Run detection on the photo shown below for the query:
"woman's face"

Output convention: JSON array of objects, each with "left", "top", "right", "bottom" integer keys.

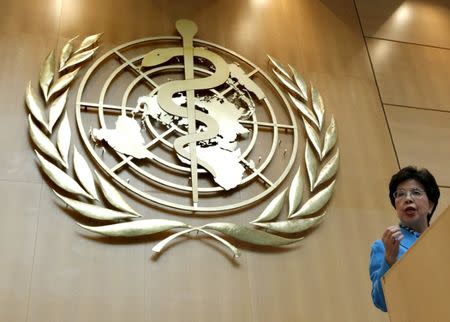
[{"left": 394, "top": 179, "right": 434, "bottom": 232}]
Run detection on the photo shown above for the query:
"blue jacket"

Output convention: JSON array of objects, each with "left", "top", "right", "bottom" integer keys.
[{"left": 369, "top": 226, "right": 420, "bottom": 312}]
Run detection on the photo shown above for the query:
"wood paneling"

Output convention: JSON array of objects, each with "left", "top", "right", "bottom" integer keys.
[
  {"left": 0, "top": 0, "right": 61, "bottom": 37},
  {"left": 57, "top": 0, "right": 373, "bottom": 80},
  {"left": 385, "top": 104, "right": 450, "bottom": 186},
  {"left": 0, "top": 181, "right": 41, "bottom": 322},
  {"left": 144, "top": 242, "right": 253, "bottom": 322},
  {"left": 356, "top": 0, "right": 450, "bottom": 48},
  {"left": 434, "top": 187, "right": 450, "bottom": 222},
  {"left": 2, "top": 0, "right": 449, "bottom": 321},
  {"left": 367, "top": 38, "right": 450, "bottom": 110},
  {"left": 27, "top": 186, "right": 146, "bottom": 322}
]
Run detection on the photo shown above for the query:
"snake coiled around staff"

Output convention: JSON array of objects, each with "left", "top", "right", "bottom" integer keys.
[{"left": 142, "top": 46, "right": 230, "bottom": 177}]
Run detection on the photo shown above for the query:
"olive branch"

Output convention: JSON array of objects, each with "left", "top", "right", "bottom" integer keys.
[
  {"left": 27, "top": 35, "right": 191, "bottom": 228},
  {"left": 247, "top": 56, "right": 339, "bottom": 232},
  {"left": 27, "top": 35, "right": 338, "bottom": 259},
  {"left": 27, "top": 37, "right": 164, "bottom": 220}
]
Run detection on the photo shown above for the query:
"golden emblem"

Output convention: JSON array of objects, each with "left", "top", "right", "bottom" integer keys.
[{"left": 26, "top": 20, "right": 339, "bottom": 258}]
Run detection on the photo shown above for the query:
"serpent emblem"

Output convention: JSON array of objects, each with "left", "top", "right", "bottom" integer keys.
[
  {"left": 141, "top": 20, "right": 230, "bottom": 179},
  {"left": 27, "top": 20, "right": 338, "bottom": 255}
]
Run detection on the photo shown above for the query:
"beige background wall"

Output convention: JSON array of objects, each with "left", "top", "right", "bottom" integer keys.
[{"left": 0, "top": 0, "right": 448, "bottom": 321}]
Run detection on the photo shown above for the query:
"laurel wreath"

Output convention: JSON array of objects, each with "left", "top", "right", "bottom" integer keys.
[{"left": 26, "top": 35, "right": 338, "bottom": 259}]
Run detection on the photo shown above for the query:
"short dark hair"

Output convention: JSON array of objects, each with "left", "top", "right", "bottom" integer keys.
[{"left": 389, "top": 166, "right": 440, "bottom": 224}]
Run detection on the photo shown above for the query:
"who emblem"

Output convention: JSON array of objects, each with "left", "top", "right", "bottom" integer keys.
[{"left": 26, "top": 19, "right": 339, "bottom": 258}]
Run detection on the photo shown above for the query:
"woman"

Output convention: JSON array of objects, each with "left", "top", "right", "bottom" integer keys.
[{"left": 369, "top": 166, "right": 440, "bottom": 312}]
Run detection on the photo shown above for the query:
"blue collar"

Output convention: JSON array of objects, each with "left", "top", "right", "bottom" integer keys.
[
  {"left": 399, "top": 223, "right": 421, "bottom": 237},
  {"left": 399, "top": 225, "right": 420, "bottom": 250}
]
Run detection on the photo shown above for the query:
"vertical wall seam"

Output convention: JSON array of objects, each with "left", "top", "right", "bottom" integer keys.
[
  {"left": 24, "top": 183, "right": 44, "bottom": 322},
  {"left": 352, "top": 0, "right": 401, "bottom": 170}
]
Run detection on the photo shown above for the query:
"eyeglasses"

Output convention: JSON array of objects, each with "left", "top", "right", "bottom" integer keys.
[{"left": 393, "top": 188, "right": 425, "bottom": 200}]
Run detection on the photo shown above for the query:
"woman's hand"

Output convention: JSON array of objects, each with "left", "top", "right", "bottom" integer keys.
[{"left": 382, "top": 225, "right": 404, "bottom": 266}]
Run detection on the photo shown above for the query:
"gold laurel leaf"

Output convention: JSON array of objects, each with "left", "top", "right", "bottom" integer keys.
[
  {"left": 59, "top": 36, "right": 79, "bottom": 71},
  {"left": 303, "top": 117, "right": 322, "bottom": 158},
  {"left": 56, "top": 112, "right": 71, "bottom": 167},
  {"left": 313, "top": 149, "right": 340, "bottom": 190},
  {"left": 73, "top": 147, "right": 99, "bottom": 200},
  {"left": 39, "top": 50, "right": 55, "bottom": 102},
  {"left": 54, "top": 190, "right": 138, "bottom": 221},
  {"left": 78, "top": 219, "right": 189, "bottom": 237},
  {"left": 35, "top": 150, "right": 93, "bottom": 199},
  {"left": 253, "top": 213, "right": 326, "bottom": 234},
  {"left": 321, "top": 116, "right": 337, "bottom": 159},
  {"left": 60, "top": 47, "right": 98, "bottom": 72},
  {"left": 267, "top": 55, "right": 291, "bottom": 80},
  {"left": 75, "top": 33, "right": 102, "bottom": 54},
  {"left": 28, "top": 115, "right": 67, "bottom": 169},
  {"left": 305, "top": 141, "right": 318, "bottom": 191},
  {"left": 288, "top": 65, "right": 308, "bottom": 101},
  {"left": 311, "top": 85, "right": 325, "bottom": 130},
  {"left": 288, "top": 167, "right": 303, "bottom": 216},
  {"left": 272, "top": 69, "right": 305, "bottom": 99},
  {"left": 289, "top": 180, "right": 336, "bottom": 219},
  {"left": 202, "top": 223, "right": 303, "bottom": 246},
  {"left": 289, "top": 93, "right": 319, "bottom": 129},
  {"left": 250, "top": 188, "right": 287, "bottom": 223},
  {"left": 47, "top": 68, "right": 79, "bottom": 100},
  {"left": 94, "top": 171, "right": 140, "bottom": 216},
  {"left": 25, "top": 82, "right": 49, "bottom": 132},
  {"left": 48, "top": 89, "right": 68, "bottom": 133}
]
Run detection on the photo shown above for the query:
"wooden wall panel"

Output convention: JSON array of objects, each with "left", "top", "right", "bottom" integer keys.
[
  {"left": 367, "top": 38, "right": 450, "bottom": 110},
  {"left": 1, "top": 0, "right": 448, "bottom": 321},
  {"left": 355, "top": 0, "right": 450, "bottom": 48},
  {"left": 144, "top": 244, "right": 253, "bottom": 322},
  {"left": 0, "top": 0, "right": 61, "bottom": 37},
  {"left": 0, "top": 182, "right": 41, "bottom": 322},
  {"left": 57, "top": 0, "right": 373, "bottom": 80},
  {"left": 435, "top": 187, "right": 450, "bottom": 222},
  {"left": 26, "top": 186, "right": 146, "bottom": 322},
  {"left": 385, "top": 104, "right": 450, "bottom": 186}
]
